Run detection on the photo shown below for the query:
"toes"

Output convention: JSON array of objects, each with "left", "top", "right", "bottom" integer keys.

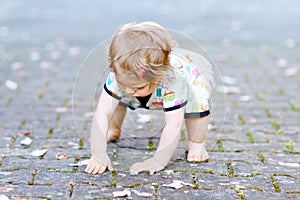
[
  {"left": 187, "top": 153, "right": 209, "bottom": 162},
  {"left": 187, "top": 154, "right": 196, "bottom": 162}
]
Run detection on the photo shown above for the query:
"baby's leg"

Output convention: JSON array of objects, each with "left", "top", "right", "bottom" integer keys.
[
  {"left": 185, "top": 115, "right": 210, "bottom": 162},
  {"left": 107, "top": 104, "right": 127, "bottom": 142}
]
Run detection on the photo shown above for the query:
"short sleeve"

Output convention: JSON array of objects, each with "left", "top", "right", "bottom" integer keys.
[{"left": 104, "top": 72, "right": 123, "bottom": 100}]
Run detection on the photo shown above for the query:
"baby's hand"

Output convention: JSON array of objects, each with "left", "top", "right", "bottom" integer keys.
[
  {"left": 85, "top": 155, "right": 113, "bottom": 174},
  {"left": 130, "top": 157, "right": 165, "bottom": 175}
]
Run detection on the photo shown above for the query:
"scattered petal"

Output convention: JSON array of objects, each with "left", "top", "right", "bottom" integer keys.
[
  {"left": 137, "top": 114, "right": 150, "bottom": 123},
  {"left": 68, "top": 141, "right": 79, "bottom": 146},
  {"left": 278, "top": 161, "right": 300, "bottom": 167},
  {"left": 132, "top": 190, "right": 153, "bottom": 198},
  {"left": 0, "top": 187, "right": 14, "bottom": 192},
  {"left": 112, "top": 161, "right": 120, "bottom": 166},
  {"left": 277, "top": 59, "right": 288, "bottom": 68},
  {"left": 284, "top": 67, "right": 298, "bottom": 77},
  {"left": 11, "top": 62, "right": 24, "bottom": 71},
  {"left": 112, "top": 189, "right": 131, "bottom": 198},
  {"left": 56, "top": 152, "right": 68, "bottom": 160},
  {"left": 30, "top": 149, "right": 47, "bottom": 157},
  {"left": 208, "top": 124, "right": 217, "bottom": 131},
  {"left": 238, "top": 172, "right": 253, "bottom": 177},
  {"left": 220, "top": 182, "right": 230, "bottom": 186},
  {"left": 20, "top": 137, "right": 32, "bottom": 146},
  {"left": 55, "top": 107, "right": 68, "bottom": 113},
  {"left": 239, "top": 95, "right": 252, "bottom": 102},
  {"left": 68, "top": 159, "right": 89, "bottom": 167},
  {"left": 0, "top": 194, "right": 9, "bottom": 200},
  {"left": 84, "top": 112, "right": 94, "bottom": 118},
  {"left": 162, "top": 180, "right": 194, "bottom": 189},
  {"left": 30, "top": 51, "right": 40, "bottom": 61},
  {"left": 18, "top": 131, "right": 31, "bottom": 137},
  {"left": 165, "top": 170, "right": 174, "bottom": 175},
  {"left": 222, "top": 76, "right": 237, "bottom": 85},
  {"left": 68, "top": 46, "right": 80, "bottom": 56},
  {"left": 162, "top": 175, "right": 168, "bottom": 179},
  {"left": 40, "top": 61, "right": 54, "bottom": 70},
  {"left": 5, "top": 80, "right": 18, "bottom": 90},
  {"left": 235, "top": 185, "right": 246, "bottom": 190}
]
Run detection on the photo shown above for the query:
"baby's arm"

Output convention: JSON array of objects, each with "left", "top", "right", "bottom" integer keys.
[
  {"left": 130, "top": 107, "right": 185, "bottom": 175},
  {"left": 85, "top": 90, "right": 119, "bottom": 174}
]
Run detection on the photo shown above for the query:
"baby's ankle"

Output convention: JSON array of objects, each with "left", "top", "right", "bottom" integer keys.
[{"left": 107, "top": 130, "right": 121, "bottom": 142}]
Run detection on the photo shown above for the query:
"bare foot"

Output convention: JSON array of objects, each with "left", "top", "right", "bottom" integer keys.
[
  {"left": 107, "top": 130, "right": 121, "bottom": 142},
  {"left": 187, "top": 141, "right": 209, "bottom": 162}
]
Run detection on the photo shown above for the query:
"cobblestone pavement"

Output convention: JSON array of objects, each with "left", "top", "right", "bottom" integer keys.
[
  {"left": 1, "top": 1, "right": 300, "bottom": 200},
  {"left": 1, "top": 38, "right": 299, "bottom": 200}
]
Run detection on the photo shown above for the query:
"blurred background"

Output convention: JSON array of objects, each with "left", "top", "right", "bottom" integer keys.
[
  {"left": 0, "top": 0, "right": 299, "bottom": 44},
  {"left": 0, "top": 0, "right": 299, "bottom": 136}
]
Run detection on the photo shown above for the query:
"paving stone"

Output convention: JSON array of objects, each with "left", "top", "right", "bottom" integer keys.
[
  {"left": 1, "top": 4, "right": 300, "bottom": 198},
  {"left": 3, "top": 184, "right": 70, "bottom": 199}
]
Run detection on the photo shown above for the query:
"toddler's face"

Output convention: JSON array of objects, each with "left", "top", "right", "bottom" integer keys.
[{"left": 116, "top": 74, "right": 155, "bottom": 97}]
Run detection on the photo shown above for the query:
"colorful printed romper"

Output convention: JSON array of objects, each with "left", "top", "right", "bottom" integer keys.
[{"left": 104, "top": 49, "right": 213, "bottom": 118}]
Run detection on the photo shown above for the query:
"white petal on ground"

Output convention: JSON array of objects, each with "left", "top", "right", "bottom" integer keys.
[
  {"left": 162, "top": 180, "right": 194, "bottom": 189},
  {"left": 30, "top": 149, "right": 47, "bottom": 157},
  {"left": 30, "top": 51, "right": 40, "bottom": 61},
  {"left": 20, "top": 137, "right": 32, "bottom": 146},
  {"left": 55, "top": 107, "right": 68, "bottom": 113},
  {"left": 11, "top": 62, "right": 24, "bottom": 71},
  {"left": 239, "top": 95, "right": 252, "bottom": 102},
  {"left": 276, "top": 59, "right": 288, "bottom": 68},
  {"left": 112, "top": 189, "right": 131, "bottom": 198},
  {"left": 68, "top": 159, "right": 89, "bottom": 167},
  {"left": 278, "top": 161, "right": 300, "bottom": 167},
  {"left": 235, "top": 185, "right": 246, "bottom": 190},
  {"left": 5, "top": 80, "right": 18, "bottom": 90},
  {"left": 40, "top": 61, "right": 54, "bottom": 70},
  {"left": 284, "top": 67, "right": 298, "bottom": 77},
  {"left": 221, "top": 76, "right": 237, "bottom": 85},
  {"left": 132, "top": 190, "right": 153, "bottom": 198},
  {"left": 68, "top": 46, "right": 80, "bottom": 56},
  {"left": 84, "top": 112, "right": 94, "bottom": 118}
]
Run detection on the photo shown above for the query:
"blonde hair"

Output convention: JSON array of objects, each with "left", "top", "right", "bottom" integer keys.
[{"left": 108, "top": 21, "right": 175, "bottom": 84}]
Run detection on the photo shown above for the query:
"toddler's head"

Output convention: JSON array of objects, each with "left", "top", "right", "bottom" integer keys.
[{"left": 108, "top": 22, "right": 175, "bottom": 87}]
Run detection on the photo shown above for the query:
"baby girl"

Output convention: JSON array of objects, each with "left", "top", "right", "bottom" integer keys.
[{"left": 85, "top": 21, "right": 213, "bottom": 175}]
